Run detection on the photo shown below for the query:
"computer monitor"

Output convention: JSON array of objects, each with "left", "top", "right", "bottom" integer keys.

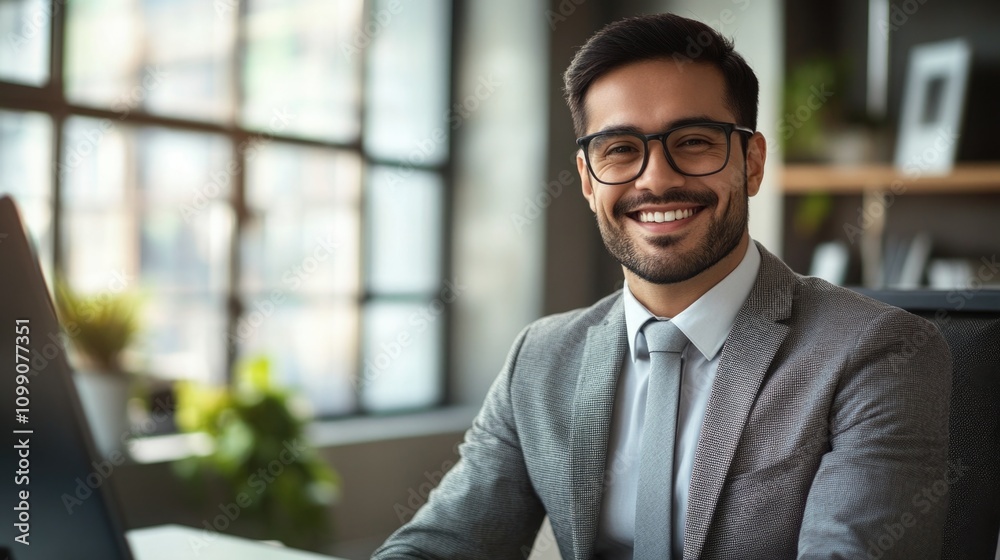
[{"left": 1, "top": 195, "right": 133, "bottom": 559}]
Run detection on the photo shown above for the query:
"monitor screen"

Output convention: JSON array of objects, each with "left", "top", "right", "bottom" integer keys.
[{"left": 1, "top": 196, "right": 133, "bottom": 559}]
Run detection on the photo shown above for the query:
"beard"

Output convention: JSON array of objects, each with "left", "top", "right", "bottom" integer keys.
[{"left": 595, "top": 175, "right": 749, "bottom": 285}]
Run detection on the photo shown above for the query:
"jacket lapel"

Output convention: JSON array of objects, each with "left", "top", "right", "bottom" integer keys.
[
  {"left": 569, "top": 296, "right": 627, "bottom": 560},
  {"left": 683, "top": 245, "right": 796, "bottom": 559}
]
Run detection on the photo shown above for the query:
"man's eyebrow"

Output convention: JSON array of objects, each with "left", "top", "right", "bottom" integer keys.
[
  {"left": 593, "top": 115, "right": 723, "bottom": 135},
  {"left": 594, "top": 124, "right": 643, "bottom": 135}
]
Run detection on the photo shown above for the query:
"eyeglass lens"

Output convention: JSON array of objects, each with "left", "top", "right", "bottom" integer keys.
[{"left": 586, "top": 124, "right": 731, "bottom": 183}]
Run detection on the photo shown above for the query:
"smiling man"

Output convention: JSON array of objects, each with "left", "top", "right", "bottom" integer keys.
[{"left": 374, "top": 13, "right": 951, "bottom": 560}]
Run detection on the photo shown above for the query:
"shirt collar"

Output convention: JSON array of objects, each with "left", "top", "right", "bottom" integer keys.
[{"left": 623, "top": 240, "right": 761, "bottom": 362}]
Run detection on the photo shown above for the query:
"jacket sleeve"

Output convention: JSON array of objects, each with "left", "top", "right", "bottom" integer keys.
[
  {"left": 372, "top": 325, "right": 547, "bottom": 559},
  {"left": 797, "top": 307, "right": 952, "bottom": 559}
]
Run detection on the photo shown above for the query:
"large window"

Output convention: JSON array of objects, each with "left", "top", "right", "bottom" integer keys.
[{"left": 0, "top": 0, "right": 453, "bottom": 416}]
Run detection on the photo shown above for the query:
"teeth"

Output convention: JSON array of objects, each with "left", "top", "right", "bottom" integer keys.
[{"left": 638, "top": 208, "right": 697, "bottom": 223}]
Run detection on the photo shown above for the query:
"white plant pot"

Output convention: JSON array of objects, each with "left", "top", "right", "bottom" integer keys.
[{"left": 73, "top": 370, "right": 131, "bottom": 459}]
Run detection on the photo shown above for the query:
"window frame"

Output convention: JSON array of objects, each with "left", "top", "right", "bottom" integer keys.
[{"left": 0, "top": 0, "right": 458, "bottom": 416}]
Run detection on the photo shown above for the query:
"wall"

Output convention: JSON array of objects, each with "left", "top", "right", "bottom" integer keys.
[{"left": 450, "top": 0, "right": 550, "bottom": 405}]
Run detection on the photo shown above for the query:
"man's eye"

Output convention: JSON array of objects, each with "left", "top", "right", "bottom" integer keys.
[
  {"left": 677, "top": 137, "right": 710, "bottom": 147},
  {"left": 607, "top": 144, "right": 639, "bottom": 155}
]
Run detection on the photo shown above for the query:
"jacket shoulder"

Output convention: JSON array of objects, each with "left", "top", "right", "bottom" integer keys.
[
  {"left": 795, "top": 274, "right": 906, "bottom": 316},
  {"left": 523, "top": 290, "right": 622, "bottom": 341},
  {"left": 790, "top": 275, "right": 946, "bottom": 347}
]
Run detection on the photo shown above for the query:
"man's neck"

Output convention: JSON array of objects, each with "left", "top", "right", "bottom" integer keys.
[{"left": 625, "top": 234, "right": 751, "bottom": 318}]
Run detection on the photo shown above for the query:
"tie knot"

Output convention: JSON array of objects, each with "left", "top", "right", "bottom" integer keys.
[{"left": 643, "top": 320, "right": 688, "bottom": 353}]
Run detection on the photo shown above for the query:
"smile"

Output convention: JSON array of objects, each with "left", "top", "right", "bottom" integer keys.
[{"left": 636, "top": 207, "right": 702, "bottom": 223}]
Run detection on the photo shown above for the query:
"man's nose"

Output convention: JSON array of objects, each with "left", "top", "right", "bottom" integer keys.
[{"left": 634, "top": 140, "right": 686, "bottom": 193}]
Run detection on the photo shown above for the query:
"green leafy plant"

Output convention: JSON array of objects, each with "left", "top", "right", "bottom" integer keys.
[
  {"left": 174, "top": 356, "right": 340, "bottom": 549},
  {"left": 782, "top": 57, "right": 841, "bottom": 161},
  {"left": 54, "top": 280, "right": 141, "bottom": 374}
]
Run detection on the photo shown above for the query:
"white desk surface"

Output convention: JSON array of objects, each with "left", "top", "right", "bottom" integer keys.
[{"left": 127, "top": 524, "right": 345, "bottom": 560}]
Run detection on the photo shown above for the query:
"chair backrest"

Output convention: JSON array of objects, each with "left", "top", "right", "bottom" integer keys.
[{"left": 854, "top": 289, "right": 1000, "bottom": 560}]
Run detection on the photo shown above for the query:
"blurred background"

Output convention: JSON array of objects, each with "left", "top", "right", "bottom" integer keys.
[{"left": 1, "top": 0, "right": 998, "bottom": 557}]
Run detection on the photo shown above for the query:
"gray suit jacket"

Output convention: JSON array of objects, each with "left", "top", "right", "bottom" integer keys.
[{"left": 374, "top": 244, "right": 951, "bottom": 559}]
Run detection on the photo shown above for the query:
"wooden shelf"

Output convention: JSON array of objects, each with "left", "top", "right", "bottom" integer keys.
[{"left": 781, "top": 163, "right": 1000, "bottom": 194}]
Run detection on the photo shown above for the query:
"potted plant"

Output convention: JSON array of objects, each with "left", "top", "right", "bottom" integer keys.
[
  {"left": 54, "top": 280, "right": 142, "bottom": 458},
  {"left": 173, "top": 356, "right": 340, "bottom": 550}
]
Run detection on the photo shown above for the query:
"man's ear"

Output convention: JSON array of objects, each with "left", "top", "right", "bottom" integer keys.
[
  {"left": 745, "top": 132, "right": 767, "bottom": 198},
  {"left": 578, "top": 151, "right": 597, "bottom": 212}
]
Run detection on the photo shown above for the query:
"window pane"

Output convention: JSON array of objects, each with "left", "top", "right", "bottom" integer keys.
[
  {"left": 242, "top": 0, "right": 363, "bottom": 142},
  {"left": 241, "top": 142, "right": 361, "bottom": 416},
  {"left": 364, "top": 0, "right": 451, "bottom": 163},
  {"left": 64, "top": 0, "right": 236, "bottom": 121},
  {"left": 366, "top": 166, "right": 443, "bottom": 294},
  {"left": 61, "top": 116, "right": 130, "bottom": 291},
  {"left": 137, "top": 128, "right": 232, "bottom": 295},
  {"left": 0, "top": 0, "right": 50, "bottom": 86},
  {"left": 61, "top": 118, "right": 232, "bottom": 383},
  {"left": 361, "top": 300, "right": 442, "bottom": 412},
  {"left": 236, "top": 299, "right": 358, "bottom": 416},
  {"left": 0, "top": 110, "right": 53, "bottom": 279},
  {"left": 242, "top": 142, "right": 361, "bottom": 296},
  {"left": 144, "top": 296, "right": 228, "bottom": 383}
]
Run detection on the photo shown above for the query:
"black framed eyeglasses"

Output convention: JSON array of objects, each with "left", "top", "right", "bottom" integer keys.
[{"left": 576, "top": 122, "right": 754, "bottom": 185}]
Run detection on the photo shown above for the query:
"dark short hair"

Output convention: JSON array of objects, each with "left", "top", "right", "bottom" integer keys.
[{"left": 563, "top": 13, "right": 759, "bottom": 138}]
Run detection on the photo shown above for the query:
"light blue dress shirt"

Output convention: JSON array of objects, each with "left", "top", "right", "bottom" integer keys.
[{"left": 595, "top": 241, "right": 761, "bottom": 559}]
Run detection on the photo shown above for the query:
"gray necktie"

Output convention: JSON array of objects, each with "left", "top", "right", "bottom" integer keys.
[{"left": 634, "top": 319, "right": 688, "bottom": 559}]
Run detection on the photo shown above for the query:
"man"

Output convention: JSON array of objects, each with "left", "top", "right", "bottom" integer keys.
[{"left": 374, "top": 13, "right": 951, "bottom": 560}]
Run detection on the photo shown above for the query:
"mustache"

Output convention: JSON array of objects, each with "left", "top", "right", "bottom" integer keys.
[{"left": 613, "top": 189, "right": 718, "bottom": 216}]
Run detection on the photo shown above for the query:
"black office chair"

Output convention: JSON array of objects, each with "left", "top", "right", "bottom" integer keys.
[{"left": 855, "top": 289, "right": 1000, "bottom": 559}]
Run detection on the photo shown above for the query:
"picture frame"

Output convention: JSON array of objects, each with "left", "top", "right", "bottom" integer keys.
[{"left": 894, "top": 38, "right": 971, "bottom": 176}]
